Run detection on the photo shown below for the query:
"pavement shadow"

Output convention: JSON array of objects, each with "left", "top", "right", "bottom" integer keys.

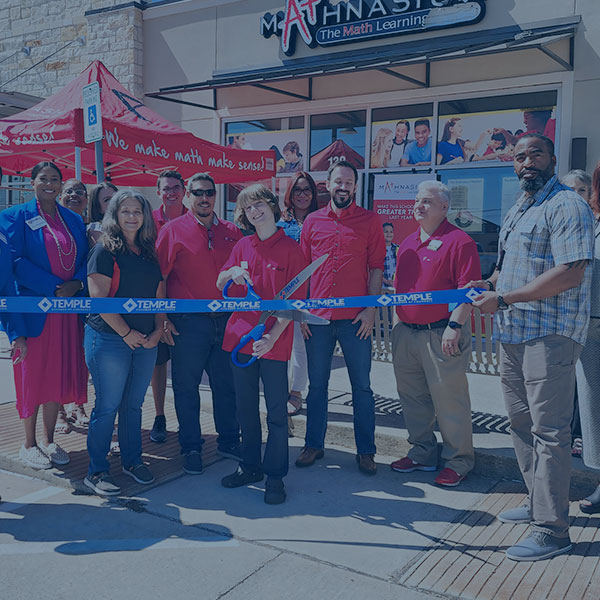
[{"left": 0, "top": 498, "right": 233, "bottom": 556}]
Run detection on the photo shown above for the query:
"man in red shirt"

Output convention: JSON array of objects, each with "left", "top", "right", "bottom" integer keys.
[
  {"left": 157, "top": 172, "right": 242, "bottom": 475},
  {"left": 390, "top": 180, "right": 480, "bottom": 487},
  {"left": 296, "top": 161, "right": 385, "bottom": 474},
  {"left": 149, "top": 170, "right": 188, "bottom": 444}
]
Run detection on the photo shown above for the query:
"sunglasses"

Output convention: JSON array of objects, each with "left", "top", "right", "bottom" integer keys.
[{"left": 190, "top": 189, "right": 216, "bottom": 197}]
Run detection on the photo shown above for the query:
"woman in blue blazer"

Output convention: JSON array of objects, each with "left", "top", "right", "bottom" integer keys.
[{"left": 0, "top": 161, "right": 88, "bottom": 470}]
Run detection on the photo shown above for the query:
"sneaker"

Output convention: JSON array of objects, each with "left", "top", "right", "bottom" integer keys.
[
  {"left": 183, "top": 450, "right": 203, "bottom": 475},
  {"left": 498, "top": 504, "right": 531, "bottom": 524},
  {"left": 122, "top": 464, "right": 155, "bottom": 485},
  {"left": 150, "top": 415, "right": 167, "bottom": 443},
  {"left": 434, "top": 467, "right": 466, "bottom": 487},
  {"left": 264, "top": 478, "right": 286, "bottom": 504},
  {"left": 390, "top": 456, "right": 437, "bottom": 473},
  {"left": 19, "top": 445, "right": 51, "bottom": 470},
  {"left": 505, "top": 531, "right": 572, "bottom": 561},
  {"left": 217, "top": 443, "right": 242, "bottom": 461},
  {"left": 295, "top": 447, "right": 324, "bottom": 468},
  {"left": 356, "top": 453, "right": 377, "bottom": 475},
  {"left": 39, "top": 442, "right": 70, "bottom": 466},
  {"left": 221, "top": 466, "right": 264, "bottom": 488},
  {"left": 84, "top": 472, "right": 121, "bottom": 496}
]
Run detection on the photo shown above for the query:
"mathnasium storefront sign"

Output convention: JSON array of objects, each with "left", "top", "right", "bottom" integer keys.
[{"left": 260, "top": 0, "right": 487, "bottom": 56}]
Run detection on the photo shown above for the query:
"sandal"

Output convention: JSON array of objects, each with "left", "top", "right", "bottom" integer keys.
[
  {"left": 54, "top": 409, "right": 71, "bottom": 435},
  {"left": 579, "top": 483, "right": 600, "bottom": 514},
  {"left": 287, "top": 394, "right": 303, "bottom": 416},
  {"left": 571, "top": 437, "right": 583, "bottom": 458},
  {"left": 71, "top": 405, "right": 90, "bottom": 427}
]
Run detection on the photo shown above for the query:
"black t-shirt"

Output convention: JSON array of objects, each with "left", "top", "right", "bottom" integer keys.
[{"left": 87, "top": 242, "right": 162, "bottom": 335}]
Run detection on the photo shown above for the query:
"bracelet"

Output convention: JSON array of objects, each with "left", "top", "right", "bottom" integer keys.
[
  {"left": 485, "top": 279, "right": 494, "bottom": 291},
  {"left": 120, "top": 327, "right": 132, "bottom": 339}
]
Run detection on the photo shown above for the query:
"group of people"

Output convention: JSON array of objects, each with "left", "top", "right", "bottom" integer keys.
[{"left": 0, "top": 130, "right": 599, "bottom": 562}]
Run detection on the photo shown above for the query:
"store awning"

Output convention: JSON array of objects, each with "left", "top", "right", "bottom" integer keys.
[{"left": 147, "top": 16, "right": 579, "bottom": 104}]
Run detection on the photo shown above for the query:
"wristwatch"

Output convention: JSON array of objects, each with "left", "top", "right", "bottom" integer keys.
[
  {"left": 497, "top": 294, "right": 509, "bottom": 310},
  {"left": 448, "top": 321, "right": 462, "bottom": 329}
]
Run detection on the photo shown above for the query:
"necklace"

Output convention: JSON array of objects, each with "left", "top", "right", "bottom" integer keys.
[{"left": 39, "top": 203, "right": 77, "bottom": 273}]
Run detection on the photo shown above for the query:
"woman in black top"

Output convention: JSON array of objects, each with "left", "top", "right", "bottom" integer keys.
[{"left": 84, "top": 190, "right": 165, "bottom": 496}]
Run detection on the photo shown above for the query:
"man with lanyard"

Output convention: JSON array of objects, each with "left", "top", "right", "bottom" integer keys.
[
  {"left": 389, "top": 181, "right": 480, "bottom": 487},
  {"left": 149, "top": 170, "right": 188, "bottom": 444},
  {"left": 157, "top": 173, "right": 242, "bottom": 475},
  {"left": 296, "top": 160, "right": 385, "bottom": 475},
  {"left": 473, "top": 134, "right": 594, "bottom": 561}
]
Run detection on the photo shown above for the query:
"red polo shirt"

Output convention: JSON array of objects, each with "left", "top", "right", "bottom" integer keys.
[
  {"left": 394, "top": 218, "right": 481, "bottom": 324},
  {"left": 152, "top": 205, "right": 188, "bottom": 234},
  {"left": 300, "top": 202, "right": 385, "bottom": 320},
  {"left": 222, "top": 229, "right": 308, "bottom": 362},
  {"left": 156, "top": 211, "right": 242, "bottom": 300}
]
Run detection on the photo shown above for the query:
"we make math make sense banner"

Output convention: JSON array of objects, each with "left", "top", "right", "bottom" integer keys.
[{"left": 372, "top": 173, "right": 435, "bottom": 244}]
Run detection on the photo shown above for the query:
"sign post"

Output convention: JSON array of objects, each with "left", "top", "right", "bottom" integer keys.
[{"left": 82, "top": 82, "right": 104, "bottom": 183}]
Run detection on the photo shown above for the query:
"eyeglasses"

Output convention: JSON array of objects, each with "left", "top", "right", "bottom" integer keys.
[
  {"left": 64, "top": 188, "right": 87, "bottom": 196},
  {"left": 207, "top": 228, "right": 214, "bottom": 250},
  {"left": 161, "top": 185, "right": 183, "bottom": 194},
  {"left": 293, "top": 187, "right": 312, "bottom": 196},
  {"left": 190, "top": 189, "right": 216, "bottom": 197}
]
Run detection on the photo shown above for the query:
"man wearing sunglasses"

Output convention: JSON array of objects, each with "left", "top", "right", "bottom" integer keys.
[{"left": 156, "top": 173, "right": 242, "bottom": 475}]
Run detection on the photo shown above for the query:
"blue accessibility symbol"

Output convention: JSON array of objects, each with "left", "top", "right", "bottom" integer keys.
[{"left": 88, "top": 105, "right": 97, "bottom": 125}]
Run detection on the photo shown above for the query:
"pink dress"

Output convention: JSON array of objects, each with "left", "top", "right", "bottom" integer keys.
[{"left": 14, "top": 204, "right": 88, "bottom": 419}]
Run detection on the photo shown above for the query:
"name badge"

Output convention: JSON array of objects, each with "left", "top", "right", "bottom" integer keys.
[
  {"left": 26, "top": 216, "right": 47, "bottom": 231},
  {"left": 240, "top": 261, "right": 248, "bottom": 269},
  {"left": 427, "top": 239, "right": 442, "bottom": 251}
]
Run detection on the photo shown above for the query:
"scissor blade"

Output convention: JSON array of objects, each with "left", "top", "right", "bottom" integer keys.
[
  {"left": 276, "top": 310, "right": 330, "bottom": 325},
  {"left": 275, "top": 253, "right": 328, "bottom": 300}
]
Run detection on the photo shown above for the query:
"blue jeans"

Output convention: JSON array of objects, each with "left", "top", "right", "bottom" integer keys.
[
  {"left": 84, "top": 326, "right": 157, "bottom": 475},
  {"left": 305, "top": 320, "right": 376, "bottom": 454},
  {"left": 170, "top": 314, "right": 239, "bottom": 453},
  {"left": 232, "top": 358, "right": 289, "bottom": 479}
]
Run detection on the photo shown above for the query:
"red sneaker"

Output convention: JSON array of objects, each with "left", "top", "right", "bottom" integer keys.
[
  {"left": 434, "top": 467, "right": 465, "bottom": 487},
  {"left": 390, "top": 457, "right": 437, "bottom": 473}
]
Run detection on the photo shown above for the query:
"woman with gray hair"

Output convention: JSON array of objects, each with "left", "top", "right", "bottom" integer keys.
[{"left": 84, "top": 190, "right": 166, "bottom": 496}]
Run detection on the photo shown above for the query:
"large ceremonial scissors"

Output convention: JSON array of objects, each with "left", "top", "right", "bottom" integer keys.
[{"left": 222, "top": 253, "right": 329, "bottom": 367}]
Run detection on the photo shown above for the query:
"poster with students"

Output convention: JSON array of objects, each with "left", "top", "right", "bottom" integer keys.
[{"left": 372, "top": 173, "right": 435, "bottom": 244}]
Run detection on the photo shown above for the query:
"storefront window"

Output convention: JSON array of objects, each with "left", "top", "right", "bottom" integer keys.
[
  {"left": 437, "top": 91, "right": 558, "bottom": 167},
  {"left": 370, "top": 103, "right": 434, "bottom": 169},
  {"left": 225, "top": 117, "right": 306, "bottom": 174},
  {"left": 309, "top": 110, "right": 366, "bottom": 171}
]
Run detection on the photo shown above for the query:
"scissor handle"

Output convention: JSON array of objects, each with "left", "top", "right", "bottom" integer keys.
[
  {"left": 231, "top": 323, "right": 266, "bottom": 368},
  {"left": 222, "top": 279, "right": 262, "bottom": 302}
]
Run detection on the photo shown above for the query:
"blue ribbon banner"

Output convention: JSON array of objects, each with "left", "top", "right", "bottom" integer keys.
[{"left": 0, "top": 289, "right": 484, "bottom": 314}]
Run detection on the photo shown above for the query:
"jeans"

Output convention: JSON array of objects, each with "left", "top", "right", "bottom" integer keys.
[
  {"left": 84, "top": 326, "right": 157, "bottom": 475},
  {"left": 233, "top": 358, "right": 289, "bottom": 479},
  {"left": 170, "top": 314, "right": 239, "bottom": 453},
  {"left": 305, "top": 319, "right": 376, "bottom": 455}
]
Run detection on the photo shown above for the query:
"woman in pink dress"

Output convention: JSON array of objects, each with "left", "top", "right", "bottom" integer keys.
[{"left": 0, "top": 162, "right": 88, "bottom": 470}]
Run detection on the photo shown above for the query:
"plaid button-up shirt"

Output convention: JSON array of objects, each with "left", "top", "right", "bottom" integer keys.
[
  {"left": 383, "top": 242, "right": 399, "bottom": 287},
  {"left": 495, "top": 175, "right": 594, "bottom": 345}
]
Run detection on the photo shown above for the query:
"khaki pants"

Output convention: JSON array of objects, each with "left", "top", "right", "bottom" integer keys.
[
  {"left": 391, "top": 322, "right": 474, "bottom": 475},
  {"left": 500, "top": 335, "right": 581, "bottom": 538}
]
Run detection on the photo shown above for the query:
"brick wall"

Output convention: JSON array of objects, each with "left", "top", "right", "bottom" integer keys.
[{"left": 0, "top": 1, "right": 143, "bottom": 100}]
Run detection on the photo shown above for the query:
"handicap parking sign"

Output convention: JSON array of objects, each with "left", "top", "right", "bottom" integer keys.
[{"left": 82, "top": 82, "right": 103, "bottom": 143}]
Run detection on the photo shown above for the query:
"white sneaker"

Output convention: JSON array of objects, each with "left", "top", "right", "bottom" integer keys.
[
  {"left": 39, "top": 442, "right": 70, "bottom": 465},
  {"left": 19, "top": 445, "right": 51, "bottom": 470}
]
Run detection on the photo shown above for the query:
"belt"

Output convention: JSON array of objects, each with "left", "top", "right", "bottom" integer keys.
[{"left": 402, "top": 318, "right": 449, "bottom": 331}]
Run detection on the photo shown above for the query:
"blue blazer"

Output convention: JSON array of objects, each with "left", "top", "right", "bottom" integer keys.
[
  {"left": 0, "top": 199, "right": 88, "bottom": 338},
  {"left": 0, "top": 234, "right": 27, "bottom": 342}
]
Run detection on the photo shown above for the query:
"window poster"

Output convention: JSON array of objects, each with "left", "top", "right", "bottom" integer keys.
[
  {"left": 437, "top": 106, "right": 557, "bottom": 166},
  {"left": 371, "top": 118, "right": 433, "bottom": 169},
  {"left": 372, "top": 173, "right": 435, "bottom": 244},
  {"left": 446, "top": 177, "right": 485, "bottom": 233}
]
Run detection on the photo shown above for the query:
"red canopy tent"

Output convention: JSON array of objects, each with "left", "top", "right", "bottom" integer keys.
[
  {"left": 309, "top": 139, "right": 365, "bottom": 171},
  {"left": 0, "top": 61, "right": 275, "bottom": 186}
]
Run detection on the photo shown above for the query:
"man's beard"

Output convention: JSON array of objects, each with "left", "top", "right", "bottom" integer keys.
[
  {"left": 518, "top": 168, "right": 553, "bottom": 193},
  {"left": 332, "top": 193, "right": 353, "bottom": 209}
]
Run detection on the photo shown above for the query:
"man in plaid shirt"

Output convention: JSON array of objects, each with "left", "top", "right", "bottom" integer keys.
[{"left": 473, "top": 133, "right": 594, "bottom": 562}]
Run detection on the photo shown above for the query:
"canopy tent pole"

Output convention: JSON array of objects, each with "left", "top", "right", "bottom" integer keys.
[
  {"left": 74, "top": 147, "right": 82, "bottom": 179},
  {"left": 94, "top": 140, "right": 104, "bottom": 183}
]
